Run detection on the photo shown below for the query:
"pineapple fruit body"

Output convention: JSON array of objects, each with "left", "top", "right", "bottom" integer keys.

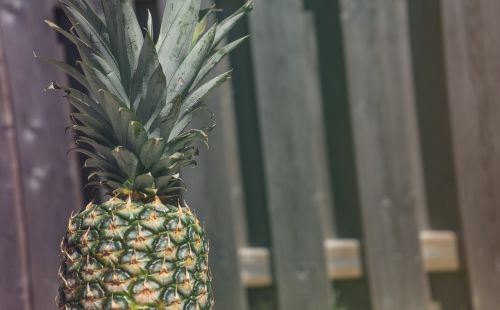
[
  {"left": 40, "top": 0, "right": 252, "bottom": 308},
  {"left": 59, "top": 198, "right": 211, "bottom": 309}
]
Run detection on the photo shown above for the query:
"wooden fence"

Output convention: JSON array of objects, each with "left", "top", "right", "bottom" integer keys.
[{"left": 2, "top": 0, "right": 500, "bottom": 309}]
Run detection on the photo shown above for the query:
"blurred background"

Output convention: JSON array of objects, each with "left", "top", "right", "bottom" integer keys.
[{"left": 1, "top": 0, "right": 500, "bottom": 309}]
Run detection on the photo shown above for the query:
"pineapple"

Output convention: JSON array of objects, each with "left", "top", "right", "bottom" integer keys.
[{"left": 39, "top": 0, "right": 252, "bottom": 309}]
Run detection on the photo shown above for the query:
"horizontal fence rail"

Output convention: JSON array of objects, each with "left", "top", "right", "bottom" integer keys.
[{"left": 239, "top": 231, "right": 459, "bottom": 288}]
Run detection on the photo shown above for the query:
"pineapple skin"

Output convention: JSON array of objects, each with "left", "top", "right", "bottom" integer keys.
[{"left": 58, "top": 197, "right": 212, "bottom": 310}]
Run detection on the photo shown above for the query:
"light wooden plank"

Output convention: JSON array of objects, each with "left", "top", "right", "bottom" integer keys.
[
  {"left": 421, "top": 231, "right": 460, "bottom": 274},
  {"left": 421, "top": 231, "right": 459, "bottom": 272},
  {"left": 440, "top": 1, "right": 500, "bottom": 309},
  {"left": 338, "top": 1, "right": 431, "bottom": 308},
  {"left": 240, "top": 231, "right": 460, "bottom": 287},
  {"left": 324, "top": 239, "right": 362, "bottom": 279},
  {"left": 0, "top": 1, "right": 83, "bottom": 309},
  {"left": 239, "top": 247, "right": 273, "bottom": 288},
  {"left": 247, "top": 1, "right": 333, "bottom": 309},
  {"left": 0, "top": 24, "right": 32, "bottom": 310}
]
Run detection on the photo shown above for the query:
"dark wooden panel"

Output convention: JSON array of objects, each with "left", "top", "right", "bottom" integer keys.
[
  {"left": 0, "top": 24, "right": 32, "bottom": 310},
  {"left": 338, "top": 0, "right": 431, "bottom": 309},
  {"left": 441, "top": 1, "right": 500, "bottom": 308},
  {"left": 248, "top": 0, "right": 333, "bottom": 309},
  {"left": 0, "top": 0, "right": 82, "bottom": 309},
  {"left": 407, "top": 0, "right": 472, "bottom": 309}
]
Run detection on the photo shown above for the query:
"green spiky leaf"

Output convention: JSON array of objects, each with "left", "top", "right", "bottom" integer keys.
[
  {"left": 170, "top": 70, "right": 232, "bottom": 139},
  {"left": 44, "top": 0, "right": 253, "bottom": 197},
  {"left": 60, "top": 2, "right": 117, "bottom": 70},
  {"left": 112, "top": 146, "right": 139, "bottom": 179},
  {"left": 212, "top": 1, "right": 253, "bottom": 48},
  {"left": 192, "top": 36, "right": 248, "bottom": 88},
  {"left": 139, "top": 138, "right": 166, "bottom": 169},
  {"left": 134, "top": 172, "right": 155, "bottom": 190},
  {"left": 158, "top": 0, "right": 202, "bottom": 82},
  {"left": 36, "top": 56, "right": 89, "bottom": 89}
]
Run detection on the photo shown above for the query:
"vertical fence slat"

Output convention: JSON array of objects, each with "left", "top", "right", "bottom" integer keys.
[
  {"left": 308, "top": 1, "right": 373, "bottom": 307},
  {"left": 302, "top": 9, "right": 336, "bottom": 239},
  {"left": 0, "top": 1, "right": 82, "bottom": 309},
  {"left": 408, "top": 0, "right": 473, "bottom": 309},
  {"left": 339, "top": 1, "right": 431, "bottom": 309},
  {"left": 248, "top": 1, "right": 333, "bottom": 309},
  {"left": 204, "top": 62, "right": 249, "bottom": 310},
  {"left": 214, "top": 1, "right": 279, "bottom": 308},
  {"left": 184, "top": 57, "right": 250, "bottom": 309},
  {"left": 179, "top": 0, "right": 249, "bottom": 307},
  {"left": 0, "top": 25, "right": 32, "bottom": 310},
  {"left": 441, "top": 1, "right": 500, "bottom": 309}
]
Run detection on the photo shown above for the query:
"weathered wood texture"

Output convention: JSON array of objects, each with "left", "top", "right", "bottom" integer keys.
[
  {"left": 184, "top": 60, "right": 250, "bottom": 310},
  {"left": 302, "top": 10, "right": 336, "bottom": 240},
  {"left": 0, "top": 0, "right": 82, "bottom": 309},
  {"left": 308, "top": 1, "right": 373, "bottom": 308},
  {"left": 214, "top": 1, "right": 279, "bottom": 309},
  {"left": 215, "top": 0, "right": 271, "bottom": 249},
  {"left": 441, "top": 1, "right": 500, "bottom": 309},
  {"left": 339, "top": 0, "right": 431, "bottom": 309},
  {"left": 0, "top": 23, "right": 32, "bottom": 310},
  {"left": 407, "top": 0, "right": 473, "bottom": 309},
  {"left": 248, "top": 0, "right": 333, "bottom": 309}
]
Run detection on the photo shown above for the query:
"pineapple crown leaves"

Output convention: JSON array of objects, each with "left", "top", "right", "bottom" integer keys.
[{"left": 39, "top": 0, "right": 253, "bottom": 199}]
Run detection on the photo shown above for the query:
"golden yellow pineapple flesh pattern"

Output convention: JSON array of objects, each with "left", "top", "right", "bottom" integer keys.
[{"left": 58, "top": 197, "right": 212, "bottom": 310}]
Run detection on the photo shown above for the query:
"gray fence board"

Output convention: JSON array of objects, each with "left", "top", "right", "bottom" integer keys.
[
  {"left": 184, "top": 58, "right": 250, "bottom": 309},
  {"left": 339, "top": 0, "right": 431, "bottom": 309},
  {"left": 0, "top": 1, "right": 82, "bottom": 308},
  {"left": 180, "top": 2, "right": 249, "bottom": 307},
  {"left": 303, "top": 10, "right": 336, "bottom": 239},
  {"left": 248, "top": 1, "right": 333, "bottom": 309},
  {"left": 0, "top": 26, "right": 32, "bottom": 310},
  {"left": 441, "top": 1, "right": 500, "bottom": 309},
  {"left": 408, "top": 0, "right": 473, "bottom": 309},
  {"left": 214, "top": 1, "right": 278, "bottom": 308},
  {"left": 203, "top": 63, "right": 249, "bottom": 310},
  {"left": 309, "top": 1, "right": 373, "bottom": 308}
]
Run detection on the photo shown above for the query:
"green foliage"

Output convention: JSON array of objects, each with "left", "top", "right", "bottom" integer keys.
[{"left": 39, "top": 0, "right": 253, "bottom": 199}]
